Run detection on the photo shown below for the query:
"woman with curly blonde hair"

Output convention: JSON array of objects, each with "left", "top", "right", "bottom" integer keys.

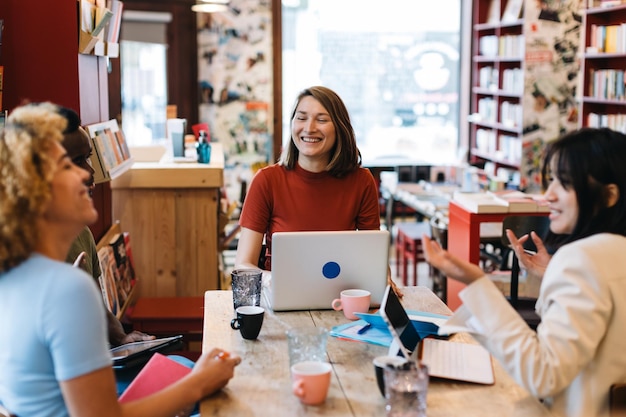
[{"left": 0, "top": 102, "right": 240, "bottom": 417}]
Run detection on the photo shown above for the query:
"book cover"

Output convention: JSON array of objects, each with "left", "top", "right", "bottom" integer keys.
[
  {"left": 104, "top": 128, "right": 124, "bottom": 164},
  {"left": 114, "top": 129, "right": 132, "bottom": 160},
  {"left": 123, "top": 232, "right": 136, "bottom": 275},
  {"left": 94, "top": 129, "right": 117, "bottom": 171},
  {"left": 97, "top": 245, "right": 120, "bottom": 315},
  {"left": 92, "top": 7, "right": 113, "bottom": 38},
  {"left": 486, "top": 0, "right": 500, "bottom": 24},
  {"left": 109, "top": 233, "right": 135, "bottom": 307},
  {"left": 119, "top": 353, "right": 192, "bottom": 402},
  {"left": 605, "top": 25, "right": 619, "bottom": 53},
  {"left": 106, "top": 0, "right": 124, "bottom": 43},
  {"left": 502, "top": 0, "right": 523, "bottom": 22}
]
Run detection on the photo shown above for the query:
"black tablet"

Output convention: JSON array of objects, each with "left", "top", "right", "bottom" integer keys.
[
  {"left": 111, "top": 335, "right": 184, "bottom": 369},
  {"left": 379, "top": 285, "right": 422, "bottom": 359}
]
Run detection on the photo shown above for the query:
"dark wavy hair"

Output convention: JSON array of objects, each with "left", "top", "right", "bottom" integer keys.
[
  {"left": 541, "top": 127, "right": 626, "bottom": 248},
  {"left": 279, "top": 86, "right": 361, "bottom": 178}
]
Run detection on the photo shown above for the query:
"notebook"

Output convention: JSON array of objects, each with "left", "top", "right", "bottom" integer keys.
[
  {"left": 119, "top": 352, "right": 191, "bottom": 402},
  {"left": 268, "top": 230, "right": 390, "bottom": 311},
  {"left": 380, "top": 285, "right": 495, "bottom": 385}
]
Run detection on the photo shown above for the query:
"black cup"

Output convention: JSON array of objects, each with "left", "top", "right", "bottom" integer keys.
[
  {"left": 373, "top": 355, "right": 408, "bottom": 396},
  {"left": 230, "top": 306, "right": 264, "bottom": 340}
]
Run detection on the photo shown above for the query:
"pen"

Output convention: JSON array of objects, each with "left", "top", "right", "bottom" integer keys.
[{"left": 357, "top": 323, "right": 372, "bottom": 334}]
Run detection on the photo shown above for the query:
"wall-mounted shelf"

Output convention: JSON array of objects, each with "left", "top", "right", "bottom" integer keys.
[
  {"left": 580, "top": 2, "right": 626, "bottom": 131},
  {"left": 468, "top": 0, "right": 581, "bottom": 191}
]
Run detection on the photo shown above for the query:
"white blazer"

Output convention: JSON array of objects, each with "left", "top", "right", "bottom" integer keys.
[{"left": 440, "top": 233, "right": 626, "bottom": 417}]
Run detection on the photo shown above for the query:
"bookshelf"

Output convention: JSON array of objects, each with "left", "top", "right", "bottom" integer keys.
[
  {"left": 468, "top": 0, "right": 582, "bottom": 191},
  {"left": 580, "top": 2, "right": 626, "bottom": 132}
]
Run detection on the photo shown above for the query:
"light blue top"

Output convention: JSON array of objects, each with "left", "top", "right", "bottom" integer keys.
[{"left": 0, "top": 254, "right": 111, "bottom": 416}]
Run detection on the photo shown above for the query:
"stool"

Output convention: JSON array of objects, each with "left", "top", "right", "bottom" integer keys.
[
  {"left": 395, "top": 221, "right": 431, "bottom": 286},
  {"left": 128, "top": 296, "right": 204, "bottom": 360}
]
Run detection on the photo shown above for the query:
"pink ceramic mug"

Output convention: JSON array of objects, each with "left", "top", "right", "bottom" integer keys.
[
  {"left": 331, "top": 289, "right": 371, "bottom": 320},
  {"left": 291, "top": 361, "right": 332, "bottom": 405}
]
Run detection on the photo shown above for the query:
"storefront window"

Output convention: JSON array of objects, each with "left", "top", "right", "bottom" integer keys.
[{"left": 282, "top": 0, "right": 462, "bottom": 165}]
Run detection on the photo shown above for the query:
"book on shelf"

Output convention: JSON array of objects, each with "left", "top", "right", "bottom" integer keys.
[
  {"left": 92, "top": 6, "right": 113, "bottom": 38},
  {"left": 97, "top": 245, "right": 120, "bottom": 316},
  {"left": 106, "top": 0, "right": 124, "bottom": 43},
  {"left": 85, "top": 119, "right": 133, "bottom": 184},
  {"left": 96, "top": 232, "right": 136, "bottom": 315},
  {"left": 486, "top": 0, "right": 500, "bottom": 24},
  {"left": 502, "top": 0, "right": 523, "bottom": 22},
  {"left": 109, "top": 232, "right": 136, "bottom": 307},
  {"left": 96, "top": 222, "right": 138, "bottom": 318}
]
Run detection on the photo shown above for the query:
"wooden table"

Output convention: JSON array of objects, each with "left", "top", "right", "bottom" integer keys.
[{"left": 200, "top": 287, "right": 552, "bottom": 417}]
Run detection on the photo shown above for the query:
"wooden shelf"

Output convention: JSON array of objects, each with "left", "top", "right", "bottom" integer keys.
[
  {"left": 580, "top": 3, "right": 626, "bottom": 130},
  {"left": 468, "top": 0, "right": 581, "bottom": 191}
]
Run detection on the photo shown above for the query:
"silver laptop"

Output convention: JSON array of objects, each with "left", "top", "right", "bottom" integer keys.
[{"left": 268, "top": 230, "right": 390, "bottom": 311}]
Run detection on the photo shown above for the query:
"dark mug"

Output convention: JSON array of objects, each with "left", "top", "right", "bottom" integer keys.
[
  {"left": 230, "top": 306, "right": 264, "bottom": 340},
  {"left": 373, "top": 355, "right": 408, "bottom": 396}
]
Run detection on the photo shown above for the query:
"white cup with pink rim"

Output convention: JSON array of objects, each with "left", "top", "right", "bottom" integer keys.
[{"left": 331, "top": 289, "right": 371, "bottom": 320}]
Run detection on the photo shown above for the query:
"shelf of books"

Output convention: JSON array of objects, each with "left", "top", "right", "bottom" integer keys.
[
  {"left": 78, "top": 0, "right": 123, "bottom": 57},
  {"left": 86, "top": 118, "right": 134, "bottom": 184},
  {"left": 469, "top": 0, "right": 581, "bottom": 191},
  {"left": 580, "top": 1, "right": 626, "bottom": 132}
]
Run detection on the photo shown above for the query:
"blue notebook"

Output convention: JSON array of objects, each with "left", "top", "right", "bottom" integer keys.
[{"left": 330, "top": 310, "right": 449, "bottom": 347}]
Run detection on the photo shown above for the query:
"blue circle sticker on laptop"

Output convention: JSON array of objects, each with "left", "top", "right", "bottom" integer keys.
[{"left": 322, "top": 261, "right": 341, "bottom": 279}]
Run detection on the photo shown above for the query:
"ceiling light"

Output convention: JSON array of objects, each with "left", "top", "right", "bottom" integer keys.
[{"left": 192, "top": 2, "right": 229, "bottom": 13}]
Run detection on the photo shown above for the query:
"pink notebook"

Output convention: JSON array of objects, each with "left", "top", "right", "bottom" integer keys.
[{"left": 119, "top": 353, "right": 192, "bottom": 402}]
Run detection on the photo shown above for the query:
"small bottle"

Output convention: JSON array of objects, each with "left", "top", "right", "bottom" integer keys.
[{"left": 196, "top": 131, "right": 211, "bottom": 164}]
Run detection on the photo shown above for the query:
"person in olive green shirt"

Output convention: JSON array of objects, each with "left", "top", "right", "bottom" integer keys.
[{"left": 61, "top": 107, "right": 153, "bottom": 347}]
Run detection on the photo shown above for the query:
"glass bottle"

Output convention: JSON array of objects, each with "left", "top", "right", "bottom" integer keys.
[{"left": 196, "top": 130, "right": 211, "bottom": 164}]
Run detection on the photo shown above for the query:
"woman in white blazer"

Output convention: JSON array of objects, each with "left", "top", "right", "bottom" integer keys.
[{"left": 423, "top": 127, "right": 626, "bottom": 417}]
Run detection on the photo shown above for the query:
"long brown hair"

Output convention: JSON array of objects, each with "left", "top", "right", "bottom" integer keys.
[{"left": 279, "top": 86, "right": 361, "bottom": 178}]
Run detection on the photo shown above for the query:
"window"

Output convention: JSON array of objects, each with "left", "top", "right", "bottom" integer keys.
[
  {"left": 119, "top": 11, "right": 171, "bottom": 146},
  {"left": 282, "top": 0, "right": 462, "bottom": 166}
]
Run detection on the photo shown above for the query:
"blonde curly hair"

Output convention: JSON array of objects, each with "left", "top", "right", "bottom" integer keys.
[{"left": 0, "top": 102, "right": 67, "bottom": 273}]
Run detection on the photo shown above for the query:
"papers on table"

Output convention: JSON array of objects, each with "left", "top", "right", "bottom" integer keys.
[{"left": 330, "top": 310, "right": 450, "bottom": 347}]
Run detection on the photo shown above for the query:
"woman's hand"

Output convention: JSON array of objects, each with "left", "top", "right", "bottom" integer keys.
[
  {"left": 192, "top": 348, "right": 242, "bottom": 397},
  {"left": 422, "top": 235, "right": 485, "bottom": 285},
  {"left": 119, "top": 331, "right": 155, "bottom": 345},
  {"left": 505, "top": 229, "right": 551, "bottom": 278}
]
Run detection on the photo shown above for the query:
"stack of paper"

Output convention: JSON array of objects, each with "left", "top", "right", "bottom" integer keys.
[
  {"left": 454, "top": 191, "right": 550, "bottom": 213},
  {"left": 453, "top": 191, "right": 509, "bottom": 213}
]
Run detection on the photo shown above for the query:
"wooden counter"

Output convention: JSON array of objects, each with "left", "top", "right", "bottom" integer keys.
[{"left": 111, "top": 144, "right": 224, "bottom": 297}]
